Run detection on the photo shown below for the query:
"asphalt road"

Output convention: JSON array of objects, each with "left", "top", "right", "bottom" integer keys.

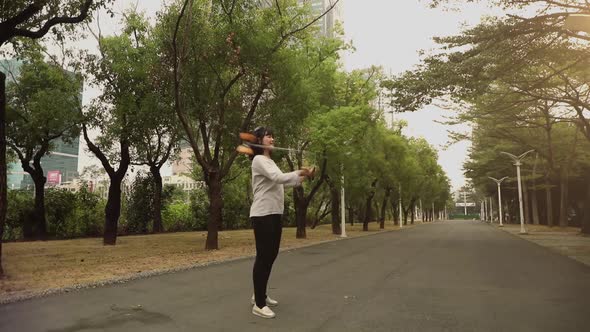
[{"left": 1, "top": 220, "right": 589, "bottom": 332}]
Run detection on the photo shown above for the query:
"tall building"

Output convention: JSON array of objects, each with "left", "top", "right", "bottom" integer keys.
[
  {"left": 259, "top": 0, "right": 343, "bottom": 38},
  {"left": 301, "top": 0, "right": 343, "bottom": 38},
  {"left": 171, "top": 141, "right": 195, "bottom": 176},
  {"left": 1, "top": 59, "right": 81, "bottom": 189}
]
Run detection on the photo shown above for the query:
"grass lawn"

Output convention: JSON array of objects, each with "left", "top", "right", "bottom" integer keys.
[
  {"left": 497, "top": 223, "right": 590, "bottom": 267},
  {"left": 1, "top": 222, "right": 406, "bottom": 302}
]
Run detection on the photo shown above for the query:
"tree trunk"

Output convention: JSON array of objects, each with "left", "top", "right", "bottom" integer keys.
[
  {"left": 150, "top": 166, "right": 164, "bottom": 233},
  {"left": 22, "top": 206, "right": 34, "bottom": 239},
  {"left": 104, "top": 175, "right": 123, "bottom": 245},
  {"left": 294, "top": 186, "right": 308, "bottom": 238},
  {"left": 531, "top": 155, "right": 540, "bottom": 225},
  {"left": 392, "top": 202, "right": 399, "bottom": 225},
  {"left": 380, "top": 188, "right": 391, "bottom": 229},
  {"left": 363, "top": 179, "right": 377, "bottom": 231},
  {"left": 331, "top": 203, "right": 341, "bottom": 235},
  {"left": 582, "top": 170, "right": 590, "bottom": 235},
  {"left": 410, "top": 202, "right": 415, "bottom": 224},
  {"left": 531, "top": 187, "right": 540, "bottom": 225},
  {"left": 558, "top": 168, "right": 569, "bottom": 227},
  {"left": 206, "top": 170, "right": 222, "bottom": 250},
  {"left": 348, "top": 207, "right": 354, "bottom": 226},
  {"left": 326, "top": 177, "right": 341, "bottom": 234},
  {"left": 83, "top": 128, "right": 130, "bottom": 246},
  {"left": 404, "top": 198, "right": 416, "bottom": 225},
  {"left": 402, "top": 207, "right": 409, "bottom": 224},
  {"left": 310, "top": 203, "right": 321, "bottom": 229},
  {"left": 522, "top": 180, "right": 530, "bottom": 225},
  {"left": 295, "top": 202, "right": 307, "bottom": 238},
  {"left": 32, "top": 173, "right": 47, "bottom": 240},
  {"left": 311, "top": 198, "right": 331, "bottom": 229},
  {"left": 363, "top": 195, "right": 371, "bottom": 231},
  {"left": 546, "top": 183, "right": 554, "bottom": 227},
  {"left": 0, "top": 72, "right": 6, "bottom": 276}
]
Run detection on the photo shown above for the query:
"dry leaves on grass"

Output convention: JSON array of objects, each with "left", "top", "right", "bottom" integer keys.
[
  {"left": 498, "top": 223, "right": 590, "bottom": 267},
  {"left": 1, "top": 223, "right": 402, "bottom": 301}
]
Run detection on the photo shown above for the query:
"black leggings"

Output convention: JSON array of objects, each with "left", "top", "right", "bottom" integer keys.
[{"left": 252, "top": 214, "right": 283, "bottom": 308}]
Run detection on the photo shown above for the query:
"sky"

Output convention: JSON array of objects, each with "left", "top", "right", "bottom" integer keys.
[
  {"left": 340, "top": 0, "right": 502, "bottom": 191},
  {"left": 76, "top": 0, "right": 503, "bottom": 191}
]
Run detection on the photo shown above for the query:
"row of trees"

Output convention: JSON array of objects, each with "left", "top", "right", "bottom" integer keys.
[
  {"left": 0, "top": 0, "right": 452, "bottom": 277},
  {"left": 4, "top": 177, "right": 209, "bottom": 240},
  {"left": 387, "top": 0, "right": 590, "bottom": 232},
  {"left": 0, "top": 0, "right": 115, "bottom": 277}
]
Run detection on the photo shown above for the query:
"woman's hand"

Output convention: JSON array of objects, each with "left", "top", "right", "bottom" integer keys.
[{"left": 299, "top": 167, "right": 316, "bottom": 179}]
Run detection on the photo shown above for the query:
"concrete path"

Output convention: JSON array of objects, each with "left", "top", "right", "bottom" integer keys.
[{"left": 1, "top": 220, "right": 589, "bottom": 331}]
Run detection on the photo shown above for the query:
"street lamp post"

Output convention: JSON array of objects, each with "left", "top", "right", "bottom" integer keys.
[
  {"left": 398, "top": 184, "right": 403, "bottom": 228},
  {"left": 488, "top": 176, "right": 508, "bottom": 227},
  {"left": 419, "top": 199, "right": 423, "bottom": 222},
  {"left": 481, "top": 200, "right": 485, "bottom": 221},
  {"left": 458, "top": 191, "right": 468, "bottom": 215},
  {"left": 340, "top": 164, "right": 347, "bottom": 238},
  {"left": 432, "top": 202, "right": 435, "bottom": 221},
  {"left": 489, "top": 196, "right": 493, "bottom": 223},
  {"left": 501, "top": 150, "right": 534, "bottom": 234},
  {"left": 463, "top": 192, "right": 467, "bottom": 215},
  {"left": 341, "top": 173, "right": 347, "bottom": 238}
]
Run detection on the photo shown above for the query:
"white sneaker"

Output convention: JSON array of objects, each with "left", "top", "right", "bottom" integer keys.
[
  {"left": 252, "top": 305, "right": 275, "bottom": 319},
  {"left": 251, "top": 294, "right": 279, "bottom": 307}
]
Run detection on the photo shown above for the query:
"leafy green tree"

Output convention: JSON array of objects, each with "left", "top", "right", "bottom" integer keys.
[
  {"left": 5, "top": 49, "right": 82, "bottom": 240},
  {"left": 45, "top": 188, "right": 76, "bottom": 238},
  {"left": 164, "top": 0, "right": 341, "bottom": 249},
  {"left": 119, "top": 12, "right": 181, "bottom": 234},
  {"left": 309, "top": 105, "right": 381, "bottom": 230},
  {"left": 72, "top": 184, "right": 103, "bottom": 236},
  {"left": 386, "top": 2, "right": 590, "bottom": 233},
  {"left": 163, "top": 201, "right": 195, "bottom": 232},
  {"left": 161, "top": 184, "right": 187, "bottom": 208},
  {"left": 274, "top": 37, "right": 345, "bottom": 238},
  {"left": 4, "top": 190, "right": 33, "bottom": 240},
  {"left": 303, "top": 66, "right": 383, "bottom": 233},
  {"left": 125, "top": 172, "right": 155, "bottom": 234},
  {"left": 380, "top": 134, "right": 421, "bottom": 228},
  {"left": 399, "top": 137, "right": 449, "bottom": 223},
  {"left": 0, "top": 0, "right": 112, "bottom": 277},
  {"left": 82, "top": 12, "right": 169, "bottom": 244},
  {"left": 221, "top": 160, "right": 251, "bottom": 230}
]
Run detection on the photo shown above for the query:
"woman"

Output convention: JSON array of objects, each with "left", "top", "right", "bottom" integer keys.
[{"left": 249, "top": 126, "right": 314, "bottom": 319}]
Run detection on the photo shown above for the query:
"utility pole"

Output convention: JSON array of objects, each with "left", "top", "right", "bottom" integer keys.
[{"left": 501, "top": 150, "right": 534, "bottom": 234}]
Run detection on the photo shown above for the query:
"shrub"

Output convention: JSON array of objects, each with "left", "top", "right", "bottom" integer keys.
[
  {"left": 72, "top": 185, "right": 104, "bottom": 237},
  {"left": 45, "top": 189, "right": 77, "bottom": 238},
  {"left": 124, "top": 173, "right": 155, "bottom": 234},
  {"left": 221, "top": 169, "right": 251, "bottom": 230},
  {"left": 162, "top": 201, "right": 196, "bottom": 232},
  {"left": 4, "top": 190, "right": 34, "bottom": 240},
  {"left": 190, "top": 189, "right": 209, "bottom": 231}
]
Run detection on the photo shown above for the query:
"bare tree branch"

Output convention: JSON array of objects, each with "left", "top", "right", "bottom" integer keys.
[{"left": 8, "top": 0, "right": 94, "bottom": 41}]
